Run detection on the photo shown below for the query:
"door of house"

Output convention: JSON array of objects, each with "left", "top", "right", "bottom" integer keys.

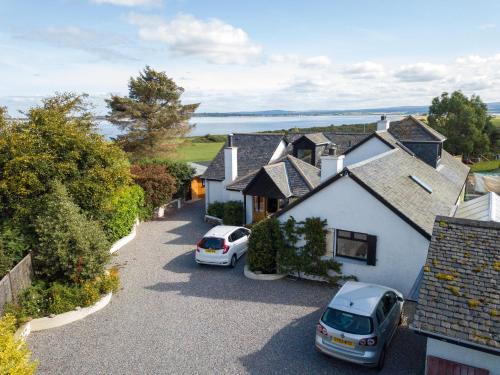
[{"left": 252, "top": 196, "right": 267, "bottom": 222}]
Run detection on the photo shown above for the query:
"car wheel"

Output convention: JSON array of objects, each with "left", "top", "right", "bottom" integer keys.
[
  {"left": 229, "top": 254, "right": 237, "bottom": 268},
  {"left": 376, "top": 348, "right": 386, "bottom": 371}
]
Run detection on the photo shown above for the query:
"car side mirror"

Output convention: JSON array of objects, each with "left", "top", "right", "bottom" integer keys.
[{"left": 397, "top": 296, "right": 404, "bottom": 302}]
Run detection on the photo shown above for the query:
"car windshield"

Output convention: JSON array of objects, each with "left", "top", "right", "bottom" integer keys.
[
  {"left": 199, "top": 237, "right": 224, "bottom": 249},
  {"left": 321, "top": 308, "right": 373, "bottom": 335}
]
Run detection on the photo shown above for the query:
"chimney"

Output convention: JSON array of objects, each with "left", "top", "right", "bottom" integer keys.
[
  {"left": 377, "top": 115, "right": 390, "bottom": 131},
  {"left": 224, "top": 134, "right": 238, "bottom": 184},
  {"left": 320, "top": 146, "right": 344, "bottom": 182}
]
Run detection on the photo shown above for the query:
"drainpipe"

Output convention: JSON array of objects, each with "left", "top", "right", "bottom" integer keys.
[{"left": 243, "top": 194, "right": 247, "bottom": 225}]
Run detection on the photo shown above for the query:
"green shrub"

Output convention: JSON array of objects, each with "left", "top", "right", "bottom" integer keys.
[
  {"left": 131, "top": 164, "right": 177, "bottom": 211},
  {"left": 0, "top": 314, "right": 37, "bottom": 375},
  {"left": 207, "top": 202, "right": 224, "bottom": 219},
  {"left": 102, "top": 185, "right": 144, "bottom": 242},
  {"left": 0, "top": 221, "right": 29, "bottom": 278},
  {"left": 7, "top": 271, "right": 120, "bottom": 321},
  {"left": 33, "top": 181, "right": 110, "bottom": 284},
  {"left": 143, "top": 159, "right": 195, "bottom": 199},
  {"left": 247, "top": 218, "right": 284, "bottom": 273},
  {"left": 223, "top": 201, "right": 244, "bottom": 226}
]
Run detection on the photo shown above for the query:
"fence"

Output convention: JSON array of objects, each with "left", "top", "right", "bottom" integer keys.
[{"left": 0, "top": 253, "right": 34, "bottom": 315}]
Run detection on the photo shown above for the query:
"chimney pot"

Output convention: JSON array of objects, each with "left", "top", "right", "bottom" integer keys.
[
  {"left": 227, "top": 133, "right": 234, "bottom": 148},
  {"left": 377, "top": 115, "right": 390, "bottom": 131},
  {"left": 328, "top": 145, "right": 337, "bottom": 156}
]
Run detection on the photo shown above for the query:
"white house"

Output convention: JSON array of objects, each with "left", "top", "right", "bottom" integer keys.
[
  {"left": 412, "top": 216, "right": 499, "bottom": 375},
  {"left": 274, "top": 116, "right": 469, "bottom": 296}
]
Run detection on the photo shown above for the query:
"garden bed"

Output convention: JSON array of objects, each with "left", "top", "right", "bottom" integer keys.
[{"left": 243, "top": 265, "right": 286, "bottom": 281}]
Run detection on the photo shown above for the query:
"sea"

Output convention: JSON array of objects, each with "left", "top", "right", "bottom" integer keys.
[{"left": 97, "top": 114, "right": 405, "bottom": 139}]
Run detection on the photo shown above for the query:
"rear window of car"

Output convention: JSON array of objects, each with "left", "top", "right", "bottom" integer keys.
[
  {"left": 199, "top": 237, "right": 224, "bottom": 249},
  {"left": 321, "top": 308, "right": 373, "bottom": 335}
]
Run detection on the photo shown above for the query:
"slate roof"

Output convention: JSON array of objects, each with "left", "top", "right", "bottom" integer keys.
[
  {"left": 388, "top": 115, "right": 446, "bottom": 142},
  {"left": 455, "top": 192, "right": 500, "bottom": 222},
  {"left": 286, "top": 132, "right": 370, "bottom": 155},
  {"left": 412, "top": 216, "right": 500, "bottom": 353},
  {"left": 188, "top": 162, "right": 208, "bottom": 177},
  {"left": 233, "top": 155, "right": 320, "bottom": 197},
  {"left": 348, "top": 147, "right": 467, "bottom": 236},
  {"left": 291, "top": 133, "right": 331, "bottom": 145},
  {"left": 201, "top": 133, "right": 285, "bottom": 181}
]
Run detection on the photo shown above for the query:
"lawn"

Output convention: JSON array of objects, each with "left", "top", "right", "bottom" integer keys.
[
  {"left": 492, "top": 116, "right": 500, "bottom": 127},
  {"left": 470, "top": 159, "right": 500, "bottom": 173},
  {"left": 175, "top": 142, "right": 224, "bottom": 163}
]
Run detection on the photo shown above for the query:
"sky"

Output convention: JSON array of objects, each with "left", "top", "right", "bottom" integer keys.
[{"left": 1, "top": 0, "right": 500, "bottom": 115}]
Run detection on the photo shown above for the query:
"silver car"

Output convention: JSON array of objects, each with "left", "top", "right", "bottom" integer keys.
[{"left": 315, "top": 281, "right": 404, "bottom": 370}]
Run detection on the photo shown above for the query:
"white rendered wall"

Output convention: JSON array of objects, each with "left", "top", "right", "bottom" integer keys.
[
  {"left": 427, "top": 338, "right": 499, "bottom": 375},
  {"left": 205, "top": 180, "right": 224, "bottom": 211},
  {"left": 278, "top": 176, "right": 430, "bottom": 296},
  {"left": 344, "top": 135, "right": 392, "bottom": 167}
]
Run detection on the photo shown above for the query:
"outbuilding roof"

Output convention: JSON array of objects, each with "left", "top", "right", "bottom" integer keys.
[
  {"left": 455, "top": 192, "right": 500, "bottom": 222},
  {"left": 412, "top": 216, "right": 500, "bottom": 354}
]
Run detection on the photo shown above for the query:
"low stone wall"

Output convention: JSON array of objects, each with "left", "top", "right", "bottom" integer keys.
[
  {"left": 243, "top": 265, "right": 286, "bottom": 281},
  {"left": 204, "top": 214, "right": 223, "bottom": 226}
]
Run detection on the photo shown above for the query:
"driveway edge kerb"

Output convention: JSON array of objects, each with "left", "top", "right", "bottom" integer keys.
[
  {"left": 14, "top": 292, "right": 112, "bottom": 341},
  {"left": 244, "top": 265, "right": 286, "bottom": 281}
]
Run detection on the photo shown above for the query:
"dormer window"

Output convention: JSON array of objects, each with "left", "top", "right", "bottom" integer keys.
[{"left": 297, "top": 148, "right": 312, "bottom": 164}]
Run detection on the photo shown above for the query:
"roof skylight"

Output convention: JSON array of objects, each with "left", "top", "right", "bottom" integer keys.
[{"left": 409, "top": 175, "right": 433, "bottom": 193}]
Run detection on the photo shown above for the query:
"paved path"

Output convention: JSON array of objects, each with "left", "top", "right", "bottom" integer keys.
[{"left": 28, "top": 200, "right": 425, "bottom": 375}]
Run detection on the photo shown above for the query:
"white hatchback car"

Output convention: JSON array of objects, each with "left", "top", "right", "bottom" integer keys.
[{"left": 195, "top": 225, "right": 251, "bottom": 267}]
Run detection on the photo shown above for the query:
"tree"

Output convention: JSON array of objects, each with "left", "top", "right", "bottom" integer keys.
[
  {"left": 0, "top": 93, "right": 132, "bottom": 225},
  {"left": 130, "top": 163, "right": 177, "bottom": 211},
  {"left": 107, "top": 66, "right": 200, "bottom": 157},
  {"left": 428, "top": 91, "right": 494, "bottom": 157},
  {"left": 34, "top": 182, "right": 110, "bottom": 283},
  {"left": 246, "top": 218, "right": 284, "bottom": 273}
]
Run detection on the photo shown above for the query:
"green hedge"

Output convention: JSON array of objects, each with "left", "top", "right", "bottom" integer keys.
[
  {"left": 0, "top": 221, "right": 29, "bottom": 278},
  {"left": 207, "top": 201, "right": 244, "bottom": 225},
  {"left": 246, "top": 218, "right": 284, "bottom": 273},
  {"left": 102, "top": 185, "right": 145, "bottom": 243}
]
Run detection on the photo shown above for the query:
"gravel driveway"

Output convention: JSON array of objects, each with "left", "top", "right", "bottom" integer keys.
[{"left": 28, "top": 199, "right": 425, "bottom": 375}]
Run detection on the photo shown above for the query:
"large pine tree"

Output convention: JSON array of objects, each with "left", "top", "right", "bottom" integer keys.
[{"left": 107, "top": 66, "right": 199, "bottom": 157}]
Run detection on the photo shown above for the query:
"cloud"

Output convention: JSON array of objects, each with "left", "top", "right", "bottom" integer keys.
[
  {"left": 90, "top": 0, "right": 162, "bottom": 6},
  {"left": 128, "top": 13, "right": 262, "bottom": 64},
  {"left": 394, "top": 63, "right": 448, "bottom": 82},
  {"left": 15, "top": 26, "right": 135, "bottom": 61},
  {"left": 478, "top": 23, "right": 496, "bottom": 30},
  {"left": 344, "top": 61, "right": 384, "bottom": 78},
  {"left": 301, "top": 56, "right": 331, "bottom": 68}
]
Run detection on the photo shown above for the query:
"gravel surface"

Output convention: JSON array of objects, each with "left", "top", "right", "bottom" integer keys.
[{"left": 28, "top": 199, "right": 425, "bottom": 375}]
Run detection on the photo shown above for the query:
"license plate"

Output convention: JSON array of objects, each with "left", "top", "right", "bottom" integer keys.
[
  {"left": 332, "top": 337, "right": 354, "bottom": 347},
  {"left": 205, "top": 250, "right": 216, "bottom": 254}
]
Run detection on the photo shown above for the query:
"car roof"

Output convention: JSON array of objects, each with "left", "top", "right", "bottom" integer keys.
[
  {"left": 203, "top": 225, "right": 242, "bottom": 238},
  {"left": 328, "top": 281, "right": 402, "bottom": 316}
]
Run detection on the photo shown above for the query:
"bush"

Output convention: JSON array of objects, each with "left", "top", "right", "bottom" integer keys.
[
  {"left": 207, "top": 202, "right": 224, "bottom": 219},
  {"left": 7, "top": 270, "right": 120, "bottom": 321},
  {"left": 131, "top": 164, "right": 177, "bottom": 212},
  {"left": 0, "top": 93, "right": 131, "bottom": 229},
  {"left": 33, "top": 181, "right": 110, "bottom": 284},
  {"left": 246, "top": 218, "right": 284, "bottom": 273},
  {"left": 207, "top": 201, "right": 244, "bottom": 225},
  {"left": 0, "top": 314, "right": 37, "bottom": 375},
  {"left": 0, "top": 221, "right": 30, "bottom": 278},
  {"left": 143, "top": 159, "right": 195, "bottom": 199},
  {"left": 102, "top": 185, "right": 144, "bottom": 242},
  {"left": 223, "top": 201, "right": 244, "bottom": 226}
]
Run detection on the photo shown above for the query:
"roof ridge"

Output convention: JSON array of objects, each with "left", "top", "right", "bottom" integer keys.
[
  {"left": 435, "top": 214, "right": 500, "bottom": 229},
  {"left": 287, "top": 156, "right": 316, "bottom": 190},
  {"left": 263, "top": 162, "right": 292, "bottom": 198}
]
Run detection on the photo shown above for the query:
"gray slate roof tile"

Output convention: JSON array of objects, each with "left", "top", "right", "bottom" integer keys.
[{"left": 412, "top": 216, "right": 500, "bottom": 351}]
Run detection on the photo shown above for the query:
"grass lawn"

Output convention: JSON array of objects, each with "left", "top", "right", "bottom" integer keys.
[
  {"left": 470, "top": 159, "right": 500, "bottom": 173},
  {"left": 175, "top": 142, "right": 224, "bottom": 163},
  {"left": 492, "top": 116, "right": 500, "bottom": 127}
]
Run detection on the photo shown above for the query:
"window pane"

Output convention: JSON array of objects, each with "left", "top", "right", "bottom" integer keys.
[
  {"left": 337, "top": 230, "right": 351, "bottom": 238},
  {"left": 337, "top": 237, "right": 368, "bottom": 260},
  {"left": 353, "top": 233, "right": 368, "bottom": 241},
  {"left": 321, "top": 308, "right": 373, "bottom": 335},
  {"left": 297, "top": 149, "right": 312, "bottom": 163}
]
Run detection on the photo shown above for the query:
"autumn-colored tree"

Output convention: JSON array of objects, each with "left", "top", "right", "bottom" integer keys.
[
  {"left": 130, "top": 164, "right": 177, "bottom": 210},
  {"left": 107, "top": 66, "right": 199, "bottom": 157}
]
